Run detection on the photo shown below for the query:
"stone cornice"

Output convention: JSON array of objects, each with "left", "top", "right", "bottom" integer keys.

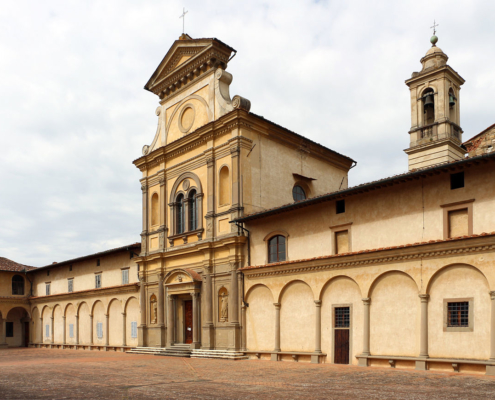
[
  {"left": 242, "top": 235, "right": 495, "bottom": 279},
  {"left": 29, "top": 283, "right": 139, "bottom": 303}
]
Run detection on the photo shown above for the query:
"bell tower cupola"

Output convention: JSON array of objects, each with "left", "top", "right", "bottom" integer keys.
[{"left": 404, "top": 34, "right": 465, "bottom": 170}]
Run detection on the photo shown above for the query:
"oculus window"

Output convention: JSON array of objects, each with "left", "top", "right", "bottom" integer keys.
[{"left": 292, "top": 185, "right": 306, "bottom": 202}]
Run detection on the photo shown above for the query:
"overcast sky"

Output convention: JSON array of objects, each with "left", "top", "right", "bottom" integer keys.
[{"left": 1, "top": 0, "right": 494, "bottom": 267}]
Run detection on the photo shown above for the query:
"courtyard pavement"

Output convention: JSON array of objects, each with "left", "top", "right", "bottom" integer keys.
[{"left": 1, "top": 349, "right": 495, "bottom": 399}]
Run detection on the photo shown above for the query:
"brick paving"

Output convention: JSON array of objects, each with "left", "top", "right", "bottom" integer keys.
[{"left": 1, "top": 349, "right": 495, "bottom": 399}]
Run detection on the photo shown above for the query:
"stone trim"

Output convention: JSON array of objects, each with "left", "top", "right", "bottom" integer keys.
[{"left": 443, "top": 297, "right": 474, "bottom": 332}]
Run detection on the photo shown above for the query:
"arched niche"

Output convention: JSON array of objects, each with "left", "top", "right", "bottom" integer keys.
[{"left": 218, "top": 287, "right": 229, "bottom": 322}]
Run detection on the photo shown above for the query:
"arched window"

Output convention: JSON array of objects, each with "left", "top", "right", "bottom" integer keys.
[
  {"left": 151, "top": 193, "right": 159, "bottom": 226},
  {"left": 423, "top": 88, "right": 435, "bottom": 125},
  {"left": 188, "top": 189, "right": 197, "bottom": 231},
  {"left": 268, "top": 235, "right": 286, "bottom": 263},
  {"left": 292, "top": 185, "right": 306, "bottom": 201},
  {"left": 176, "top": 193, "right": 185, "bottom": 234},
  {"left": 219, "top": 166, "right": 230, "bottom": 206},
  {"left": 12, "top": 275, "right": 24, "bottom": 295}
]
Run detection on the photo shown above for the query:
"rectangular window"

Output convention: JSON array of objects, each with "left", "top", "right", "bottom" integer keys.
[
  {"left": 334, "top": 307, "right": 350, "bottom": 328},
  {"left": 97, "top": 258, "right": 100, "bottom": 266},
  {"left": 335, "top": 230, "right": 349, "bottom": 254},
  {"left": 69, "top": 324, "right": 74, "bottom": 338},
  {"left": 46, "top": 324, "right": 50, "bottom": 338},
  {"left": 131, "top": 322, "right": 138, "bottom": 338},
  {"left": 122, "top": 269, "right": 129, "bottom": 285},
  {"left": 95, "top": 274, "right": 102, "bottom": 289},
  {"left": 6, "top": 322, "right": 14, "bottom": 337},
  {"left": 69, "top": 265, "right": 72, "bottom": 271},
  {"left": 448, "top": 208, "right": 468, "bottom": 238},
  {"left": 336, "top": 199, "right": 346, "bottom": 214},
  {"left": 46, "top": 283, "right": 50, "bottom": 296},
  {"left": 97, "top": 322, "right": 103, "bottom": 339},
  {"left": 68, "top": 279, "right": 73, "bottom": 293},
  {"left": 448, "top": 302, "right": 469, "bottom": 327},
  {"left": 450, "top": 172, "right": 464, "bottom": 190}
]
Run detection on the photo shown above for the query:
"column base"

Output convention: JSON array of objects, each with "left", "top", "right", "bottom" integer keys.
[
  {"left": 415, "top": 360, "right": 427, "bottom": 371},
  {"left": 357, "top": 355, "right": 369, "bottom": 367},
  {"left": 271, "top": 353, "right": 279, "bottom": 361},
  {"left": 311, "top": 353, "right": 322, "bottom": 364},
  {"left": 486, "top": 365, "right": 495, "bottom": 376}
]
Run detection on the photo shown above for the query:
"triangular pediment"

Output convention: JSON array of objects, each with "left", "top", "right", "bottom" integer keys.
[{"left": 144, "top": 36, "right": 235, "bottom": 96}]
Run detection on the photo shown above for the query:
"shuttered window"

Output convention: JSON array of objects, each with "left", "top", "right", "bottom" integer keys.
[
  {"left": 335, "top": 230, "right": 349, "bottom": 254},
  {"left": 122, "top": 269, "right": 129, "bottom": 285},
  {"left": 68, "top": 279, "right": 73, "bottom": 293},
  {"left": 69, "top": 324, "right": 74, "bottom": 338},
  {"left": 45, "top": 324, "right": 50, "bottom": 338},
  {"left": 97, "top": 322, "right": 103, "bottom": 339},
  {"left": 131, "top": 322, "right": 138, "bottom": 338},
  {"left": 46, "top": 283, "right": 50, "bottom": 296},
  {"left": 95, "top": 274, "right": 102, "bottom": 289}
]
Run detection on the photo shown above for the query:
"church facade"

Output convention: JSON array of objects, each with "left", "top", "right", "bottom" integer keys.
[{"left": 1, "top": 33, "right": 495, "bottom": 375}]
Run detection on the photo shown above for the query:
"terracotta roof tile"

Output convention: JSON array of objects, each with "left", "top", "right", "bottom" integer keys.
[{"left": 0, "top": 258, "right": 36, "bottom": 272}]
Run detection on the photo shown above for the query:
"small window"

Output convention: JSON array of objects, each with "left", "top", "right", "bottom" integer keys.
[
  {"left": 47, "top": 270, "right": 50, "bottom": 276},
  {"left": 336, "top": 199, "right": 345, "bottom": 214},
  {"left": 450, "top": 172, "right": 464, "bottom": 190},
  {"left": 131, "top": 321, "right": 138, "bottom": 338},
  {"left": 335, "top": 230, "right": 349, "bottom": 254},
  {"left": 68, "top": 279, "right": 73, "bottom": 293},
  {"left": 69, "top": 265, "right": 72, "bottom": 271},
  {"left": 95, "top": 274, "right": 102, "bottom": 289},
  {"left": 6, "top": 322, "right": 14, "bottom": 337},
  {"left": 45, "top": 324, "right": 50, "bottom": 338},
  {"left": 448, "top": 209, "right": 468, "bottom": 238},
  {"left": 122, "top": 269, "right": 129, "bottom": 285},
  {"left": 69, "top": 324, "right": 74, "bottom": 338},
  {"left": 292, "top": 185, "right": 306, "bottom": 202},
  {"left": 448, "top": 302, "right": 469, "bottom": 327},
  {"left": 97, "top": 259, "right": 100, "bottom": 267},
  {"left": 334, "top": 307, "right": 350, "bottom": 328},
  {"left": 268, "top": 235, "right": 286, "bottom": 263},
  {"left": 46, "top": 283, "right": 51, "bottom": 296},
  {"left": 12, "top": 275, "right": 24, "bottom": 295},
  {"left": 97, "top": 322, "right": 103, "bottom": 339}
]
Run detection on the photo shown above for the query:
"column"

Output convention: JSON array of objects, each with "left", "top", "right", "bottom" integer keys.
[
  {"left": 50, "top": 317, "right": 54, "bottom": 344},
  {"left": 158, "top": 275, "right": 165, "bottom": 326},
  {"left": 230, "top": 265, "right": 239, "bottom": 324},
  {"left": 122, "top": 313, "right": 127, "bottom": 347},
  {"left": 241, "top": 302, "right": 247, "bottom": 351},
  {"left": 312, "top": 300, "right": 322, "bottom": 364},
  {"left": 62, "top": 316, "right": 66, "bottom": 345},
  {"left": 490, "top": 291, "right": 495, "bottom": 360},
  {"left": 104, "top": 314, "right": 109, "bottom": 346},
  {"left": 205, "top": 156, "right": 215, "bottom": 238},
  {"left": 230, "top": 146, "right": 240, "bottom": 208},
  {"left": 205, "top": 269, "right": 213, "bottom": 325},
  {"left": 272, "top": 302, "right": 281, "bottom": 360},
  {"left": 0, "top": 318, "right": 6, "bottom": 347},
  {"left": 138, "top": 281, "right": 146, "bottom": 347},
  {"left": 89, "top": 314, "right": 94, "bottom": 345},
  {"left": 141, "top": 183, "right": 148, "bottom": 255},
  {"left": 192, "top": 292, "right": 200, "bottom": 348},
  {"left": 167, "top": 294, "right": 175, "bottom": 346},
  {"left": 358, "top": 297, "right": 371, "bottom": 367},
  {"left": 75, "top": 315, "right": 79, "bottom": 345},
  {"left": 419, "top": 294, "right": 429, "bottom": 357}
]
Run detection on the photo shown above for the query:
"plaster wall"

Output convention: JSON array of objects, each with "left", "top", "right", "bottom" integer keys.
[
  {"left": 78, "top": 302, "right": 91, "bottom": 345},
  {"left": 245, "top": 285, "right": 274, "bottom": 351},
  {"left": 0, "top": 271, "right": 29, "bottom": 297}
]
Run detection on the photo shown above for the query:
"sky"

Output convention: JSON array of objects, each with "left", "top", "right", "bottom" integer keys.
[{"left": 1, "top": 0, "right": 494, "bottom": 267}]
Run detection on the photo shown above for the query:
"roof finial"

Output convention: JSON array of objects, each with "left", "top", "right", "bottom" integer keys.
[
  {"left": 430, "top": 20, "right": 439, "bottom": 47},
  {"left": 179, "top": 7, "right": 188, "bottom": 35}
]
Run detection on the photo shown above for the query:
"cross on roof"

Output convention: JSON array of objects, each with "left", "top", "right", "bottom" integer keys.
[
  {"left": 179, "top": 8, "right": 188, "bottom": 34},
  {"left": 431, "top": 20, "right": 439, "bottom": 35}
]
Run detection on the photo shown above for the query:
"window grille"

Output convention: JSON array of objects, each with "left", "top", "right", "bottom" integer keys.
[
  {"left": 448, "top": 302, "right": 469, "bottom": 327},
  {"left": 46, "top": 283, "right": 50, "bottom": 296},
  {"left": 122, "top": 269, "right": 129, "bottom": 285},
  {"left": 335, "top": 307, "right": 350, "bottom": 328},
  {"left": 95, "top": 274, "right": 101, "bottom": 289},
  {"left": 292, "top": 185, "right": 306, "bottom": 202},
  {"left": 69, "top": 324, "right": 74, "bottom": 338},
  {"left": 97, "top": 322, "right": 103, "bottom": 339},
  {"left": 68, "top": 279, "right": 73, "bottom": 293},
  {"left": 46, "top": 324, "right": 50, "bottom": 338},
  {"left": 131, "top": 322, "right": 138, "bottom": 338},
  {"left": 268, "top": 235, "right": 286, "bottom": 263}
]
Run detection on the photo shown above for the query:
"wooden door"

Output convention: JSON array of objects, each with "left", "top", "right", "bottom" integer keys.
[
  {"left": 24, "top": 322, "right": 29, "bottom": 347},
  {"left": 334, "top": 329, "right": 349, "bottom": 364},
  {"left": 184, "top": 300, "right": 193, "bottom": 344}
]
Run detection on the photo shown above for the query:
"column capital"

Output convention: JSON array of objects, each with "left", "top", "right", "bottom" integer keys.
[
  {"left": 490, "top": 291, "right": 495, "bottom": 300},
  {"left": 273, "top": 302, "right": 281, "bottom": 309},
  {"left": 362, "top": 297, "right": 371, "bottom": 305},
  {"left": 314, "top": 300, "right": 322, "bottom": 306},
  {"left": 419, "top": 294, "right": 430, "bottom": 302}
]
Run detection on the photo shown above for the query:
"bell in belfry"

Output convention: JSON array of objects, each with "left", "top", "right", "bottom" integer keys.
[
  {"left": 424, "top": 94, "right": 434, "bottom": 108},
  {"left": 449, "top": 94, "right": 456, "bottom": 107}
]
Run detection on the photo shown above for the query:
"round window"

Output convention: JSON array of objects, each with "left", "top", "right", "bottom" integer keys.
[{"left": 292, "top": 185, "right": 306, "bottom": 201}]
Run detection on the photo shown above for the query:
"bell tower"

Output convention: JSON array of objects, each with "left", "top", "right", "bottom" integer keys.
[{"left": 404, "top": 34, "right": 465, "bottom": 170}]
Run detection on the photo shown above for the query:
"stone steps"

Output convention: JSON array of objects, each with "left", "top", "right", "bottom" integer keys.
[
  {"left": 126, "top": 347, "right": 164, "bottom": 355},
  {"left": 191, "top": 349, "right": 249, "bottom": 360},
  {"left": 154, "top": 344, "right": 192, "bottom": 358}
]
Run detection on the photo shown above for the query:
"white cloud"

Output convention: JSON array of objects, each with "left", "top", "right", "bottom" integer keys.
[{"left": 0, "top": 0, "right": 493, "bottom": 266}]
